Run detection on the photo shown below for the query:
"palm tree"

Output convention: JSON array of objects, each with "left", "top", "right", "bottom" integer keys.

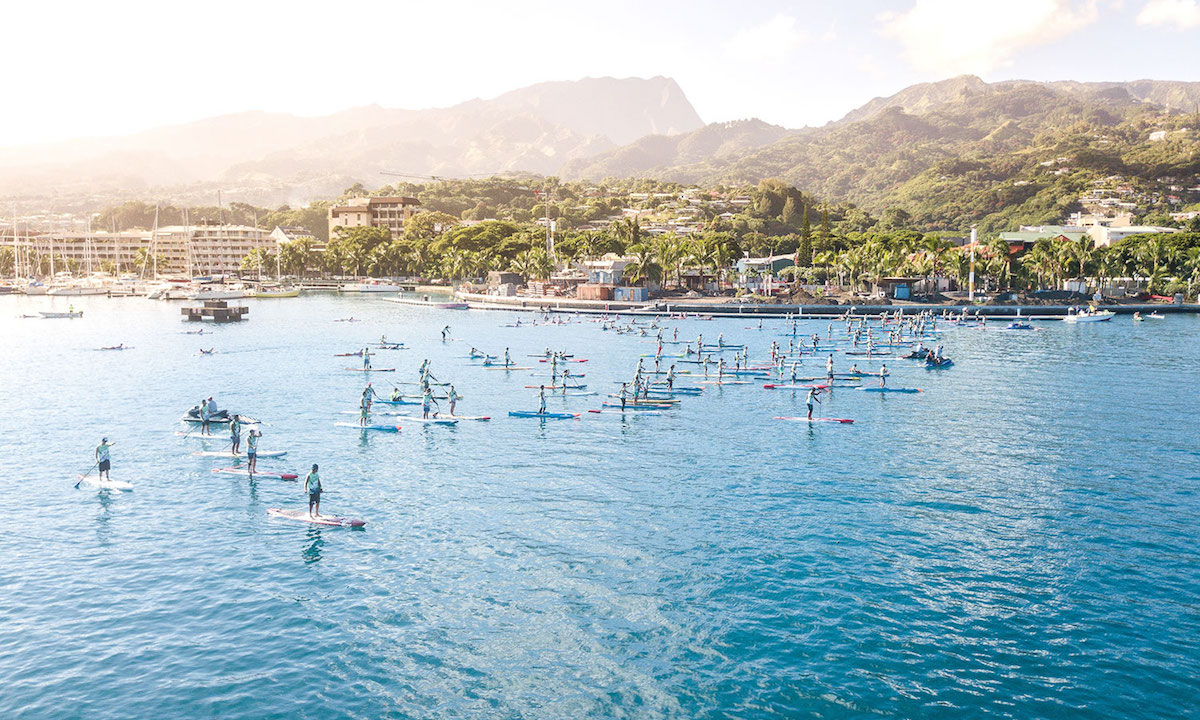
[
  {"left": 623, "top": 243, "right": 662, "bottom": 287},
  {"left": 655, "top": 234, "right": 687, "bottom": 287}
]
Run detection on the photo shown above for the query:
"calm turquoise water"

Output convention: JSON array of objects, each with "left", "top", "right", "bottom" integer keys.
[{"left": 1, "top": 295, "right": 1198, "bottom": 719}]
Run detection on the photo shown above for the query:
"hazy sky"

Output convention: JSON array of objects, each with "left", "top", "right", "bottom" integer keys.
[{"left": 3, "top": 0, "right": 1197, "bottom": 146}]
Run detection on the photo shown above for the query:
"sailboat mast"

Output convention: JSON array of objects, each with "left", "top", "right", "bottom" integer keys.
[{"left": 152, "top": 204, "right": 159, "bottom": 280}]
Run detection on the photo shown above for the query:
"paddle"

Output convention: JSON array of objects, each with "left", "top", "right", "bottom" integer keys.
[{"left": 74, "top": 461, "right": 100, "bottom": 488}]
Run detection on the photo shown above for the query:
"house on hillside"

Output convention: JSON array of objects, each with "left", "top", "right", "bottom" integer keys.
[{"left": 1088, "top": 225, "right": 1181, "bottom": 247}]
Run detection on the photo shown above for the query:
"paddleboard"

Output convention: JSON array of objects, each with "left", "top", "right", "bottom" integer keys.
[
  {"left": 587, "top": 408, "right": 664, "bottom": 416},
  {"left": 486, "top": 366, "right": 533, "bottom": 371},
  {"left": 446, "top": 415, "right": 491, "bottom": 421},
  {"left": 507, "top": 410, "right": 579, "bottom": 419},
  {"left": 762, "top": 383, "right": 829, "bottom": 390},
  {"left": 192, "top": 450, "right": 287, "bottom": 458},
  {"left": 76, "top": 475, "right": 134, "bottom": 490},
  {"left": 600, "top": 402, "right": 672, "bottom": 410},
  {"left": 334, "top": 422, "right": 401, "bottom": 432},
  {"left": 344, "top": 367, "right": 396, "bottom": 372},
  {"left": 774, "top": 416, "right": 855, "bottom": 424},
  {"left": 212, "top": 467, "right": 299, "bottom": 479},
  {"left": 698, "top": 380, "right": 751, "bottom": 385},
  {"left": 383, "top": 415, "right": 458, "bottom": 425},
  {"left": 858, "top": 387, "right": 921, "bottom": 393},
  {"left": 373, "top": 398, "right": 418, "bottom": 405},
  {"left": 268, "top": 508, "right": 366, "bottom": 528},
  {"left": 524, "top": 384, "right": 588, "bottom": 390}
]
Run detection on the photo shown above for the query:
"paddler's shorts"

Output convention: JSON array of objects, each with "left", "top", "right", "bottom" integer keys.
[{"left": 98, "top": 460, "right": 110, "bottom": 472}]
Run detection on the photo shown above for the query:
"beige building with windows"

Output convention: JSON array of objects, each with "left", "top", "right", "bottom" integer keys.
[
  {"left": 2, "top": 223, "right": 277, "bottom": 276},
  {"left": 328, "top": 196, "right": 421, "bottom": 239}
]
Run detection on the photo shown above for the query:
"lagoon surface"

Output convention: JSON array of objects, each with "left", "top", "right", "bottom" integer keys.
[{"left": 1, "top": 294, "right": 1198, "bottom": 719}]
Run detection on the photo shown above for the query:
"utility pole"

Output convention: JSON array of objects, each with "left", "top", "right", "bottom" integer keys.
[{"left": 968, "top": 225, "right": 977, "bottom": 302}]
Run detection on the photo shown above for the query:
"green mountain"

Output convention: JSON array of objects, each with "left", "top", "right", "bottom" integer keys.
[{"left": 562, "top": 76, "right": 1200, "bottom": 231}]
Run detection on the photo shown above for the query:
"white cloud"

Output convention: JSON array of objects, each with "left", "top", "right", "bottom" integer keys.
[
  {"left": 1137, "top": 0, "right": 1200, "bottom": 27},
  {"left": 879, "top": 0, "right": 1100, "bottom": 75},
  {"left": 725, "top": 15, "right": 808, "bottom": 63}
]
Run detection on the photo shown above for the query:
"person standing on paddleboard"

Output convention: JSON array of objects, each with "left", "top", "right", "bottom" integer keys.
[
  {"left": 304, "top": 464, "right": 322, "bottom": 518},
  {"left": 806, "top": 387, "right": 823, "bottom": 420},
  {"left": 826, "top": 354, "right": 835, "bottom": 384},
  {"left": 247, "top": 430, "right": 260, "bottom": 474},
  {"left": 362, "top": 348, "right": 372, "bottom": 371},
  {"left": 448, "top": 385, "right": 460, "bottom": 416},
  {"left": 442, "top": 325, "right": 450, "bottom": 342},
  {"left": 667, "top": 364, "right": 676, "bottom": 390},
  {"left": 230, "top": 415, "right": 242, "bottom": 455},
  {"left": 199, "top": 398, "right": 212, "bottom": 436},
  {"left": 95, "top": 438, "right": 113, "bottom": 480},
  {"left": 538, "top": 385, "right": 547, "bottom": 415},
  {"left": 422, "top": 387, "right": 435, "bottom": 419}
]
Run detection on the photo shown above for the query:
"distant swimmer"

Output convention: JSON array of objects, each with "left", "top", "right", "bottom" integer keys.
[
  {"left": 304, "top": 464, "right": 322, "bottom": 518},
  {"left": 200, "top": 348, "right": 215, "bottom": 355},
  {"left": 95, "top": 437, "right": 113, "bottom": 480}
]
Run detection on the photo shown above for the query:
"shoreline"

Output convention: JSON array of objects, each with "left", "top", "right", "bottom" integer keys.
[{"left": 450, "top": 291, "right": 1200, "bottom": 318}]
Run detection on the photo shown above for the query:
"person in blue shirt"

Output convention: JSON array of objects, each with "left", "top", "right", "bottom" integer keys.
[
  {"left": 95, "top": 438, "right": 113, "bottom": 480},
  {"left": 247, "top": 430, "right": 261, "bottom": 474},
  {"left": 304, "top": 464, "right": 322, "bottom": 518}
]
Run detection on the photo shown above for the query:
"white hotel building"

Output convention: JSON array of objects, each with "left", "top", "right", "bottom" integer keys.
[{"left": 2, "top": 223, "right": 277, "bottom": 275}]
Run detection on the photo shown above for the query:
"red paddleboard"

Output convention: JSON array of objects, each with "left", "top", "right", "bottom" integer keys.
[
  {"left": 213, "top": 467, "right": 299, "bottom": 479},
  {"left": 773, "top": 416, "right": 854, "bottom": 424},
  {"left": 268, "top": 508, "right": 366, "bottom": 527}
]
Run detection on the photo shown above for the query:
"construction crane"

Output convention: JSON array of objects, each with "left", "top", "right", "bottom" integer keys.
[{"left": 379, "top": 170, "right": 500, "bottom": 182}]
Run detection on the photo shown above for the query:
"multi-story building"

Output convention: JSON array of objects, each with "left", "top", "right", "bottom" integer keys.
[
  {"left": 327, "top": 196, "right": 421, "bottom": 239},
  {"left": 0, "top": 223, "right": 276, "bottom": 276}
]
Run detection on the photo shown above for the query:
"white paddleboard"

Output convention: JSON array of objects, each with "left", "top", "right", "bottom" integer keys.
[
  {"left": 76, "top": 475, "right": 134, "bottom": 490},
  {"left": 268, "top": 508, "right": 366, "bottom": 527}
]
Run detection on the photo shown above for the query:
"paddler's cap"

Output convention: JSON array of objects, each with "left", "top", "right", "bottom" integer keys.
[
  {"left": 312, "top": 464, "right": 318, "bottom": 471},
  {"left": 102, "top": 437, "right": 108, "bottom": 442}
]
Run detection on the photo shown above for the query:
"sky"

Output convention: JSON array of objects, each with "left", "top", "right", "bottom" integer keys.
[{"left": 2, "top": 0, "right": 1198, "bottom": 147}]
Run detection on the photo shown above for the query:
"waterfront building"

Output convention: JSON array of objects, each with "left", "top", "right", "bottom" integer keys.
[
  {"left": 328, "top": 196, "right": 421, "bottom": 239},
  {"left": 0, "top": 223, "right": 276, "bottom": 276}
]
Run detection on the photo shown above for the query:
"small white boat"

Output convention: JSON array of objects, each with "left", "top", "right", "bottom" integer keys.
[
  {"left": 48, "top": 285, "right": 109, "bottom": 296},
  {"left": 187, "top": 286, "right": 246, "bottom": 300},
  {"left": 1063, "top": 309, "right": 1114, "bottom": 323},
  {"left": 39, "top": 310, "right": 84, "bottom": 319}
]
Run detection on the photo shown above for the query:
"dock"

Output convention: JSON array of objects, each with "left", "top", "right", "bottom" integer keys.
[{"left": 182, "top": 300, "right": 249, "bottom": 323}]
